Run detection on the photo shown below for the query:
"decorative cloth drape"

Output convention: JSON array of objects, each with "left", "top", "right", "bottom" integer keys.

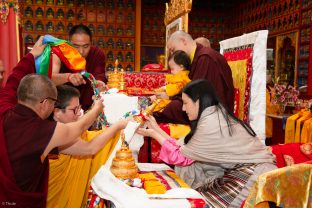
[
  {"left": 244, "top": 163, "right": 312, "bottom": 208},
  {"left": 220, "top": 30, "right": 268, "bottom": 142},
  {"left": 0, "top": 1, "right": 20, "bottom": 87}
]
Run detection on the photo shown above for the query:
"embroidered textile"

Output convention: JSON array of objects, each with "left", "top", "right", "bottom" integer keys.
[
  {"left": 220, "top": 30, "right": 268, "bottom": 141},
  {"left": 244, "top": 164, "right": 312, "bottom": 208},
  {"left": 223, "top": 45, "right": 253, "bottom": 123}
]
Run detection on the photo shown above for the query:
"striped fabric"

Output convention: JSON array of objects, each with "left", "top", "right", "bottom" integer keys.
[{"left": 198, "top": 164, "right": 256, "bottom": 208}]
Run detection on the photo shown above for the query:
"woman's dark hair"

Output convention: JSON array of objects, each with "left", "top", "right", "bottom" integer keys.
[
  {"left": 69, "top": 24, "right": 92, "bottom": 42},
  {"left": 168, "top": 50, "right": 191, "bottom": 71},
  {"left": 54, "top": 85, "right": 80, "bottom": 110},
  {"left": 183, "top": 79, "right": 256, "bottom": 144}
]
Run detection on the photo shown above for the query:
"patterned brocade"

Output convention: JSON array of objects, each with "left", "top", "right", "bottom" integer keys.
[
  {"left": 223, "top": 45, "right": 253, "bottom": 123},
  {"left": 244, "top": 164, "right": 312, "bottom": 208},
  {"left": 125, "top": 72, "right": 166, "bottom": 91}
]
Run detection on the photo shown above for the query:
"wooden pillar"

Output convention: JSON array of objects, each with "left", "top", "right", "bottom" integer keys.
[{"left": 135, "top": 0, "right": 141, "bottom": 72}]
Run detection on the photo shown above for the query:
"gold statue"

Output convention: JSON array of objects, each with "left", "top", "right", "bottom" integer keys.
[
  {"left": 119, "top": 68, "right": 127, "bottom": 93},
  {"left": 110, "top": 130, "right": 138, "bottom": 179},
  {"left": 107, "top": 59, "right": 121, "bottom": 89}
]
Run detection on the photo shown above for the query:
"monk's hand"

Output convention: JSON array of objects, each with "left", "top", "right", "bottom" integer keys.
[
  {"left": 96, "top": 80, "right": 107, "bottom": 92},
  {"left": 30, "top": 36, "right": 46, "bottom": 58},
  {"left": 116, "top": 118, "right": 128, "bottom": 130},
  {"left": 155, "top": 91, "right": 169, "bottom": 100},
  {"left": 93, "top": 99, "right": 104, "bottom": 114},
  {"left": 68, "top": 73, "right": 86, "bottom": 86}
]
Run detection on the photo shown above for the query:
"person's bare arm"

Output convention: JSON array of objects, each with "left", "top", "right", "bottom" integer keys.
[
  {"left": 51, "top": 53, "right": 86, "bottom": 86},
  {"left": 60, "top": 119, "right": 128, "bottom": 156},
  {"left": 42, "top": 100, "right": 103, "bottom": 158}
]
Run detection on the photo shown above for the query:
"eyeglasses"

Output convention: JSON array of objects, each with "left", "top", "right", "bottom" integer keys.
[
  {"left": 66, "top": 105, "right": 82, "bottom": 115},
  {"left": 40, "top": 97, "right": 58, "bottom": 103}
]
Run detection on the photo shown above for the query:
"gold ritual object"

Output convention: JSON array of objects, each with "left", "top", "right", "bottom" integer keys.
[
  {"left": 107, "top": 59, "right": 127, "bottom": 91},
  {"left": 110, "top": 100, "right": 160, "bottom": 179},
  {"left": 133, "top": 99, "right": 161, "bottom": 124},
  {"left": 110, "top": 130, "right": 138, "bottom": 179}
]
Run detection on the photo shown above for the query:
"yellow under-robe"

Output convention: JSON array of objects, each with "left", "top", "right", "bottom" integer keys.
[
  {"left": 47, "top": 129, "right": 120, "bottom": 208},
  {"left": 153, "top": 71, "right": 191, "bottom": 112}
]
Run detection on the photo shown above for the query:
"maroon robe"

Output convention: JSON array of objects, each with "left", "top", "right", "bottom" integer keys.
[
  {"left": 60, "top": 46, "right": 106, "bottom": 110},
  {"left": 0, "top": 53, "right": 56, "bottom": 208},
  {"left": 154, "top": 44, "right": 234, "bottom": 124}
]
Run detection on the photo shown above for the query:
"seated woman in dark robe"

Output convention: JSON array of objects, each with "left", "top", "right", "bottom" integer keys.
[{"left": 137, "top": 79, "right": 276, "bottom": 207}]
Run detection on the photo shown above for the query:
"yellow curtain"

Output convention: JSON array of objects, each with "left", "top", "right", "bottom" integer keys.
[{"left": 47, "top": 129, "right": 120, "bottom": 208}]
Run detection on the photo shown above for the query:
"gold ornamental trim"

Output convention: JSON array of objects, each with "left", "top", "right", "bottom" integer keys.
[
  {"left": 0, "top": 1, "right": 20, "bottom": 24},
  {"left": 164, "top": 0, "right": 192, "bottom": 26}
]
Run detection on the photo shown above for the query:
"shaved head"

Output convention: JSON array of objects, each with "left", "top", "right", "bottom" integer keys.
[
  {"left": 167, "top": 31, "right": 196, "bottom": 56},
  {"left": 168, "top": 30, "right": 193, "bottom": 43},
  {"left": 17, "top": 74, "right": 57, "bottom": 104},
  {"left": 195, "top": 37, "right": 211, "bottom": 48}
]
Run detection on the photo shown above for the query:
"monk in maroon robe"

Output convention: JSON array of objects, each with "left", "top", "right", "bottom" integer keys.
[
  {"left": 0, "top": 37, "right": 103, "bottom": 207},
  {"left": 52, "top": 25, "right": 106, "bottom": 111},
  {"left": 154, "top": 31, "right": 234, "bottom": 124}
]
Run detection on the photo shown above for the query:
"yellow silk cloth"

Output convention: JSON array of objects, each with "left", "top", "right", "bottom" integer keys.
[
  {"left": 169, "top": 123, "right": 190, "bottom": 139},
  {"left": 165, "top": 71, "right": 191, "bottom": 97},
  {"left": 285, "top": 111, "right": 302, "bottom": 143},
  {"left": 47, "top": 129, "right": 120, "bottom": 208},
  {"left": 295, "top": 112, "right": 312, "bottom": 143},
  {"left": 244, "top": 164, "right": 312, "bottom": 208},
  {"left": 266, "top": 87, "right": 279, "bottom": 138},
  {"left": 139, "top": 170, "right": 189, "bottom": 194},
  {"left": 228, "top": 60, "right": 247, "bottom": 121},
  {"left": 55, "top": 43, "right": 86, "bottom": 71},
  {"left": 301, "top": 118, "right": 312, "bottom": 143},
  {"left": 153, "top": 71, "right": 191, "bottom": 112}
]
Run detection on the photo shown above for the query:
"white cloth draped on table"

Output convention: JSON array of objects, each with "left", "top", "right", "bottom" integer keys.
[{"left": 91, "top": 165, "right": 204, "bottom": 208}]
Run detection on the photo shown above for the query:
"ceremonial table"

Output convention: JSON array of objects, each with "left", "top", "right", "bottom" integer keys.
[
  {"left": 85, "top": 164, "right": 206, "bottom": 208},
  {"left": 125, "top": 72, "right": 166, "bottom": 96}
]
